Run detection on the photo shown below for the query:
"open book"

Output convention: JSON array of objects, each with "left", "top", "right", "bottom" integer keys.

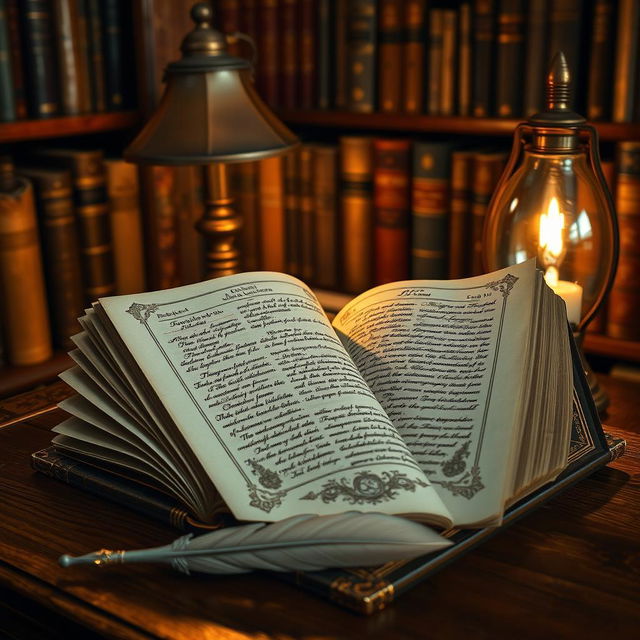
[{"left": 50, "top": 259, "right": 573, "bottom": 530}]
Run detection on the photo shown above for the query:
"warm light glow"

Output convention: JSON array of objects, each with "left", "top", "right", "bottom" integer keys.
[
  {"left": 544, "top": 265, "right": 559, "bottom": 287},
  {"left": 539, "top": 197, "right": 565, "bottom": 268}
]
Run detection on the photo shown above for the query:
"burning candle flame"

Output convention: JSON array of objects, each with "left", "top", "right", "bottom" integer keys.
[{"left": 539, "top": 197, "right": 566, "bottom": 284}]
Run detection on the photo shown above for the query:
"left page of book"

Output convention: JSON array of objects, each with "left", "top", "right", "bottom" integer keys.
[{"left": 97, "top": 273, "right": 453, "bottom": 526}]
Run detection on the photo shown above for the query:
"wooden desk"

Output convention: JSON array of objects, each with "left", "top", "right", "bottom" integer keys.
[{"left": 0, "top": 377, "right": 638, "bottom": 639}]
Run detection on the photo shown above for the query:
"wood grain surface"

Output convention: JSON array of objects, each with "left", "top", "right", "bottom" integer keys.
[{"left": 0, "top": 376, "right": 639, "bottom": 639}]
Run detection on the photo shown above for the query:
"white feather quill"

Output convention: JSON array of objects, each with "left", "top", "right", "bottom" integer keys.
[{"left": 59, "top": 512, "right": 452, "bottom": 574}]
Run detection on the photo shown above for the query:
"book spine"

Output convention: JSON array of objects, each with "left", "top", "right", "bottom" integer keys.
[
  {"left": 6, "top": 0, "right": 26, "bottom": 119},
  {"left": 472, "top": 0, "right": 495, "bottom": 117},
  {"left": 298, "top": 146, "right": 314, "bottom": 281},
  {"left": 522, "top": 0, "right": 547, "bottom": 116},
  {"left": 334, "top": 0, "right": 348, "bottom": 109},
  {"left": 586, "top": 0, "right": 614, "bottom": 121},
  {"left": 0, "top": 172, "right": 52, "bottom": 365},
  {"left": 411, "top": 142, "right": 452, "bottom": 279},
  {"left": 104, "top": 160, "right": 146, "bottom": 295},
  {"left": 299, "top": 0, "right": 316, "bottom": 108},
  {"left": 259, "top": 0, "right": 279, "bottom": 106},
  {"left": 439, "top": 9, "right": 457, "bottom": 117},
  {"left": 283, "top": 149, "right": 301, "bottom": 276},
  {"left": 312, "top": 145, "right": 338, "bottom": 289},
  {"left": 470, "top": 152, "right": 505, "bottom": 275},
  {"left": 317, "top": 0, "right": 333, "bottom": 109},
  {"left": 373, "top": 139, "right": 411, "bottom": 285},
  {"left": 84, "top": 0, "right": 106, "bottom": 112},
  {"left": 53, "top": 0, "right": 83, "bottom": 115},
  {"left": 173, "top": 166, "right": 205, "bottom": 286},
  {"left": 457, "top": 2, "right": 471, "bottom": 116},
  {"left": 20, "top": 167, "right": 84, "bottom": 349},
  {"left": 234, "top": 162, "right": 261, "bottom": 272},
  {"left": 73, "top": 0, "right": 92, "bottom": 113},
  {"left": 281, "top": 0, "right": 298, "bottom": 109},
  {"left": 378, "top": 0, "right": 403, "bottom": 113},
  {"left": 0, "top": 0, "right": 16, "bottom": 121},
  {"left": 606, "top": 142, "right": 640, "bottom": 341},
  {"left": 101, "top": 0, "right": 125, "bottom": 109},
  {"left": 258, "top": 156, "right": 286, "bottom": 272},
  {"left": 340, "top": 136, "right": 373, "bottom": 293},
  {"left": 612, "top": 0, "right": 640, "bottom": 122},
  {"left": 426, "top": 9, "right": 443, "bottom": 115},
  {"left": 448, "top": 150, "right": 474, "bottom": 279},
  {"left": 403, "top": 0, "right": 426, "bottom": 114},
  {"left": 495, "top": 0, "right": 525, "bottom": 118},
  {"left": 347, "top": 0, "right": 377, "bottom": 113},
  {"left": 19, "top": 0, "right": 60, "bottom": 118}
]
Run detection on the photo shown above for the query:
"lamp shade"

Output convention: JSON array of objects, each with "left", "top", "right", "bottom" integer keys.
[{"left": 124, "top": 3, "right": 298, "bottom": 165}]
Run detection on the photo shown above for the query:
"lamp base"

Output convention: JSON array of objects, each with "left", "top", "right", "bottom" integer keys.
[{"left": 573, "top": 330, "right": 609, "bottom": 416}]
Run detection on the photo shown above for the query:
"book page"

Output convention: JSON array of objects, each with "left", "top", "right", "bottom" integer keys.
[
  {"left": 332, "top": 260, "right": 537, "bottom": 526},
  {"left": 98, "top": 273, "right": 452, "bottom": 526}
]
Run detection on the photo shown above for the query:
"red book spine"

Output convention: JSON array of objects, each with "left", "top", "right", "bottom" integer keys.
[
  {"left": 373, "top": 139, "right": 411, "bottom": 284},
  {"left": 299, "top": 0, "right": 317, "bottom": 108},
  {"left": 259, "top": 0, "right": 279, "bottom": 106}
]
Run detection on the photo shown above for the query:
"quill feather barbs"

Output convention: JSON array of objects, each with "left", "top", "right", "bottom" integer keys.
[{"left": 60, "top": 512, "right": 452, "bottom": 574}]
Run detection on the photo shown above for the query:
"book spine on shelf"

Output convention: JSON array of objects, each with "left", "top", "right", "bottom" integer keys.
[
  {"left": 0, "top": 0, "right": 16, "bottom": 121},
  {"left": 403, "top": 0, "right": 426, "bottom": 115},
  {"left": 411, "top": 142, "right": 453, "bottom": 279},
  {"left": 340, "top": 136, "right": 374, "bottom": 294},
  {"left": 84, "top": 0, "right": 106, "bottom": 112},
  {"left": 612, "top": 0, "right": 640, "bottom": 122},
  {"left": 299, "top": 0, "right": 316, "bottom": 108},
  {"left": 495, "top": 0, "right": 525, "bottom": 118},
  {"left": 281, "top": 0, "right": 299, "bottom": 109},
  {"left": 334, "top": 0, "right": 349, "bottom": 109},
  {"left": 6, "top": 0, "right": 27, "bottom": 119},
  {"left": 470, "top": 151, "right": 506, "bottom": 276},
  {"left": 73, "top": 0, "right": 92, "bottom": 113},
  {"left": 472, "top": 0, "right": 495, "bottom": 117},
  {"left": 19, "top": 166, "right": 84, "bottom": 349},
  {"left": 19, "top": 0, "right": 60, "bottom": 118},
  {"left": 101, "top": 0, "right": 125, "bottom": 110},
  {"left": 298, "top": 145, "right": 315, "bottom": 281},
  {"left": 607, "top": 142, "right": 640, "bottom": 341},
  {"left": 283, "top": 148, "right": 301, "bottom": 276},
  {"left": 259, "top": 0, "right": 280, "bottom": 106},
  {"left": 426, "top": 8, "right": 443, "bottom": 115},
  {"left": 218, "top": 0, "right": 240, "bottom": 56},
  {"left": 439, "top": 9, "right": 457, "bottom": 117},
  {"left": 587, "top": 0, "right": 614, "bottom": 121},
  {"left": 233, "top": 162, "right": 261, "bottom": 272},
  {"left": 104, "top": 160, "right": 146, "bottom": 295},
  {"left": 0, "top": 171, "right": 52, "bottom": 365},
  {"left": 173, "top": 166, "right": 205, "bottom": 286},
  {"left": 522, "top": 0, "right": 547, "bottom": 117},
  {"left": 140, "top": 166, "right": 179, "bottom": 291},
  {"left": 312, "top": 144, "right": 339, "bottom": 289},
  {"left": 347, "top": 0, "right": 377, "bottom": 113},
  {"left": 258, "top": 155, "right": 286, "bottom": 272},
  {"left": 373, "top": 138, "right": 411, "bottom": 285},
  {"left": 449, "top": 150, "right": 474, "bottom": 279},
  {"left": 317, "top": 0, "right": 334, "bottom": 109},
  {"left": 457, "top": 2, "right": 471, "bottom": 117},
  {"left": 378, "top": 0, "right": 403, "bottom": 113}
]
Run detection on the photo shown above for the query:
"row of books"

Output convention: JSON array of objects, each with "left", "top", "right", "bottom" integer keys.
[
  {"left": 214, "top": 0, "right": 640, "bottom": 122},
  {"left": 0, "top": 0, "right": 134, "bottom": 122}
]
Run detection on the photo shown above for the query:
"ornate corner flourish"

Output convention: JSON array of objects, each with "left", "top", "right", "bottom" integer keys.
[
  {"left": 438, "top": 465, "right": 484, "bottom": 500},
  {"left": 484, "top": 273, "right": 518, "bottom": 298},
  {"left": 126, "top": 302, "right": 159, "bottom": 324},
  {"left": 248, "top": 459, "right": 282, "bottom": 489},
  {"left": 248, "top": 484, "right": 287, "bottom": 513},
  {"left": 441, "top": 441, "right": 471, "bottom": 477}
]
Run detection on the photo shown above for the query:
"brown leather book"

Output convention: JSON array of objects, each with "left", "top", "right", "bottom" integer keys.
[
  {"left": 298, "top": 146, "right": 314, "bottom": 281},
  {"left": 373, "top": 139, "right": 411, "bottom": 285},
  {"left": 522, "top": 0, "right": 547, "bottom": 117},
  {"left": 470, "top": 150, "right": 506, "bottom": 276},
  {"left": 258, "top": 0, "right": 280, "bottom": 106},
  {"left": 258, "top": 155, "right": 286, "bottom": 272},
  {"left": 613, "top": 0, "right": 640, "bottom": 122},
  {"left": 104, "top": 159, "right": 146, "bottom": 294},
  {"left": 449, "top": 150, "right": 474, "bottom": 279},
  {"left": 232, "top": 162, "right": 261, "bottom": 272},
  {"left": 340, "top": 136, "right": 374, "bottom": 293},
  {"left": 587, "top": 0, "right": 614, "bottom": 121},
  {"left": 607, "top": 142, "right": 640, "bottom": 340},
  {"left": 312, "top": 144, "right": 339, "bottom": 289},
  {"left": 472, "top": 0, "right": 495, "bottom": 118},
  {"left": 34, "top": 148, "right": 115, "bottom": 301},
  {"left": 495, "top": 0, "right": 525, "bottom": 118},
  {"left": 334, "top": 0, "right": 349, "bottom": 109},
  {"left": 403, "top": 0, "right": 426, "bottom": 114},
  {"left": 299, "top": 0, "right": 317, "bottom": 108},
  {"left": 439, "top": 9, "right": 457, "bottom": 116},
  {"left": 19, "top": 166, "right": 84, "bottom": 349},
  {"left": 0, "top": 160, "right": 52, "bottom": 365},
  {"left": 427, "top": 9, "right": 443, "bottom": 115},
  {"left": 457, "top": 2, "right": 472, "bottom": 116},
  {"left": 280, "top": 0, "right": 299, "bottom": 109},
  {"left": 379, "top": 0, "right": 404, "bottom": 113},
  {"left": 283, "top": 149, "right": 301, "bottom": 276},
  {"left": 6, "top": 0, "right": 27, "bottom": 119},
  {"left": 84, "top": 0, "right": 106, "bottom": 112}
]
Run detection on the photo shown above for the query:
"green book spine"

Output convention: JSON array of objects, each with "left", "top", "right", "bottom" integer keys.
[
  {"left": 411, "top": 142, "right": 453, "bottom": 279},
  {"left": 347, "top": 0, "right": 377, "bottom": 113},
  {"left": 0, "top": 0, "right": 16, "bottom": 121}
]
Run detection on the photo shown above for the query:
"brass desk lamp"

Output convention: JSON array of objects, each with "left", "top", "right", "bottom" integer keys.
[{"left": 124, "top": 2, "right": 298, "bottom": 278}]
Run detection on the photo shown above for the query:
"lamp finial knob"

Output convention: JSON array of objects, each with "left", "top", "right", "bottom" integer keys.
[{"left": 546, "top": 51, "right": 571, "bottom": 112}]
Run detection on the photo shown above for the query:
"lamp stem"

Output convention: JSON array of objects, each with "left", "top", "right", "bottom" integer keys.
[{"left": 197, "top": 163, "right": 243, "bottom": 278}]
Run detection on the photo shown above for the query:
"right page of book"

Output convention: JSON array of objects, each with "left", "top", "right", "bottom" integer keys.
[{"left": 332, "top": 260, "right": 537, "bottom": 527}]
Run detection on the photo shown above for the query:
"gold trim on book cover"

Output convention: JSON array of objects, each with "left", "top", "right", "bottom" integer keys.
[
  {"left": 604, "top": 432, "right": 626, "bottom": 461},
  {"left": 330, "top": 570, "right": 395, "bottom": 615}
]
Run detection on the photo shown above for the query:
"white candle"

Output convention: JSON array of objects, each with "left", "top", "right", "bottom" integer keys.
[{"left": 544, "top": 266, "right": 583, "bottom": 325}]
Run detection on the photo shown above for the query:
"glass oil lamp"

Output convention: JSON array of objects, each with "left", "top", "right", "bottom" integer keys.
[{"left": 482, "top": 52, "right": 619, "bottom": 413}]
